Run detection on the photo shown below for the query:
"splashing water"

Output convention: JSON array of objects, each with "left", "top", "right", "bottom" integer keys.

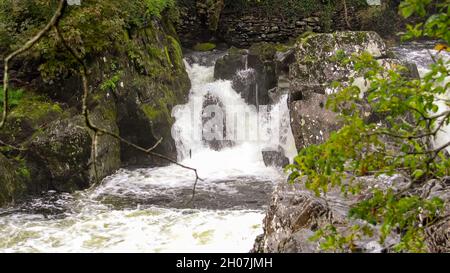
[{"left": 0, "top": 51, "right": 296, "bottom": 253}]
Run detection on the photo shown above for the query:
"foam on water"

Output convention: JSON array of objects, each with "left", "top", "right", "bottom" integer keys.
[
  {"left": 0, "top": 205, "right": 264, "bottom": 253},
  {"left": 0, "top": 52, "right": 294, "bottom": 253}
]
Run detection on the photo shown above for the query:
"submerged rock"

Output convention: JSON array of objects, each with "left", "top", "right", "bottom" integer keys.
[{"left": 262, "top": 147, "right": 289, "bottom": 168}]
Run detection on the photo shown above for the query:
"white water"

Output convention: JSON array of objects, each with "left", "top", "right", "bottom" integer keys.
[
  {"left": 392, "top": 42, "right": 450, "bottom": 152},
  {"left": 0, "top": 53, "right": 295, "bottom": 253}
]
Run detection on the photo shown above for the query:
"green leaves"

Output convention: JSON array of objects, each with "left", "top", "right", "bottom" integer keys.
[
  {"left": 145, "top": 0, "right": 175, "bottom": 18},
  {"left": 0, "top": 88, "right": 24, "bottom": 112},
  {"left": 287, "top": 0, "right": 450, "bottom": 252},
  {"left": 399, "top": 0, "right": 432, "bottom": 18},
  {"left": 400, "top": 0, "right": 450, "bottom": 44}
]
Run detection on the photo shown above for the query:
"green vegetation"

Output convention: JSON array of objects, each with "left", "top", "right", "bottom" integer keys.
[
  {"left": 145, "top": 0, "right": 176, "bottom": 18},
  {"left": 287, "top": 0, "right": 450, "bottom": 252},
  {"left": 100, "top": 72, "right": 122, "bottom": 92},
  {"left": 0, "top": 88, "right": 23, "bottom": 113},
  {"left": 0, "top": 0, "right": 179, "bottom": 79},
  {"left": 193, "top": 42, "right": 217, "bottom": 51}
]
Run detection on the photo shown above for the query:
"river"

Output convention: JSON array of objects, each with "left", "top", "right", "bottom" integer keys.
[{"left": 0, "top": 42, "right": 448, "bottom": 253}]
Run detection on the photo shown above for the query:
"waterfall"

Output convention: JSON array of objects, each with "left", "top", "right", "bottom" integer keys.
[
  {"left": 172, "top": 58, "right": 297, "bottom": 170},
  {"left": 243, "top": 50, "right": 249, "bottom": 70}
]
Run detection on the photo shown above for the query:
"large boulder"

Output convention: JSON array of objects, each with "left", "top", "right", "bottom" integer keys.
[
  {"left": 252, "top": 175, "right": 412, "bottom": 253},
  {"left": 201, "top": 93, "right": 234, "bottom": 151},
  {"left": 262, "top": 147, "right": 290, "bottom": 168},
  {"left": 290, "top": 90, "right": 341, "bottom": 149},
  {"left": 254, "top": 175, "right": 450, "bottom": 253},
  {"left": 290, "top": 31, "right": 386, "bottom": 87},
  {"left": 214, "top": 43, "right": 293, "bottom": 107},
  {"left": 25, "top": 96, "right": 121, "bottom": 193},
  {"left": 289, "top": 31, "right": 388, "bottom": 150},
  {"left": 214, "top": 47, "right": 248, "bottom": 80}
]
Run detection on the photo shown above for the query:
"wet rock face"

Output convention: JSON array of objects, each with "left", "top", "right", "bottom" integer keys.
[
  {"left": 0, "top": 19, "right": 189, "bottom": 204},
  {"left": 0, "top": 154, "right": 24, "bottom": 207},
  {"left": 214, "top": 47, "right": 248, "bottom": 80},
  {"left": 184, "top": 50, "right": 227, "bottom": 67},
  {"left": 201, "top": 93, "right": 234, "bottom": 151},
  {"left": 25, "top": 98, "right": 121, "bottom": 193},
  {"left": 290, "top": 90, "right": 341, "bottom": 149},
  {"left": 262, "top": 147, "right": 289, "bottom": 168},
  {"left": 253, "top": 175, "right": 450, "bottom": 253},
  {"left": 288, "top": 31, "right": 388, "bottom": 150},
  {"left": 214, "top": 43, "right": 291, "bottom": 107},
  {"left": 26, "top": 116, "right": 93, "bottom": 192}
]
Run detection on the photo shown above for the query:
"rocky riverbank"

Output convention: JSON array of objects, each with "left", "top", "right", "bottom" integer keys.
[{"left": 0, "top": 5, "right": 190, "bottom": 206}]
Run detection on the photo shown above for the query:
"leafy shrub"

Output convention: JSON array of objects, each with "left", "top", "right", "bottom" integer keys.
[{"left": 287, "top": 0, "right": 450, "bottom": 252}]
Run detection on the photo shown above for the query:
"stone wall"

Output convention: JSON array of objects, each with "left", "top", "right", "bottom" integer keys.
[
  {"left": 176, "top": 0, "right": 391, "bottom": 48},
  {"left": 216, "top": 13, "right": 322, "bottom": 48}
]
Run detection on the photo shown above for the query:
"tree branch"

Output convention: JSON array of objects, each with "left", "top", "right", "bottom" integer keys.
[
  {"left": 53, "top": 25, "right": 203, "bottom": 202},
  {"left": 1, "top": 0, "right": 67, "bottom": 130}
]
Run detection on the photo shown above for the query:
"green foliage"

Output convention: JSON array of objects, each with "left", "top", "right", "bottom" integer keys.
[
  {"left": 100, "top": 72, "right": 122, "bottom": 92},
  {"left": 0, "top": 0, "right": 179, "bottom": 80},
  {"left": 287, "top": 0, "right": 450, "bottom": 252},
  {"left": 0, "top": 88, "right": 24, "bottom": 112},
  {"left": 400, "top": 0, "right": 450, "bottom": 44},
  {"left": 145, "top": 0, "right": 175, "bottom": 18}
]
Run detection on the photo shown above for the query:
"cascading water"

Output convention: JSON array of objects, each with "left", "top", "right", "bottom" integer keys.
[
  {"left": 0, "top": 50, "right": 296, "bottom": 253},
  {"left": 2, "top": 43, "right": 444, "bottom": 253},
  {"left": 392, "top": 42, "right": 450, "bottom": 152}
]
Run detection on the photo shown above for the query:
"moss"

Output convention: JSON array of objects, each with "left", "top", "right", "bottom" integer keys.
[
  {"left": 167, "top": 35, "right": 184, "bottom": 70},
  {"left": 249, "top": 42, "right": 283, "bottom": 61},
  {"left": 193, "top": 42, "right": 217, "bottom": 52},
  {"left": 164, "top": 46, "right": 173, "bottom": 67},
  {"left": 14, "top": 156, "right": 31, "bottom": 181},
  {"left": 10, "top": 93, "right": 64, "bottom": 122},
  {"left": 141, "top": 104, "right": 162, "bottom": 120},
  {"left": 0, "top": 153, "right": 26, "bottom": 206}
]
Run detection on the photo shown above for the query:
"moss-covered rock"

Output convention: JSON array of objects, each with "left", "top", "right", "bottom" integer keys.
[
  {"left": 291, "top": 31, "right": 386, "bottom": 87},
  {"left": 0, "top": 93, "right": 65, "bottom": 146},
  {"left": 0, "top": 153, "right": 25, "bottom": 206},
  {"left": 288, "top": 31, "right": 389, "bottom": 150},
  {"left": 23, "top": 93, "right": 121, "bottom": 193},
  {"left": 193, "top": 42, "right": 217, "bottom": 51},
  {"left": 114, "top": 21, "right": 191, "bottom": 165}
]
